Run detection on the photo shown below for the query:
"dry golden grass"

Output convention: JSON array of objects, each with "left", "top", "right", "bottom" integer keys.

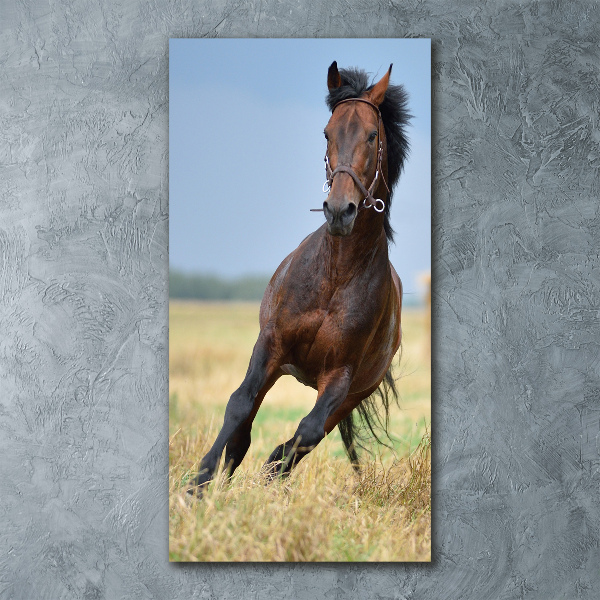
[{"left": 169, "top": 301, "right": 431, "bottom": 562}]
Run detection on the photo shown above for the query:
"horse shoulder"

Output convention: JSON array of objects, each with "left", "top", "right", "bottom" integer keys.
[
  {"left": 259, "top": 254, "right": 291, "bottom": 328},
  {"left": 259, "top": 229, "right": 322, "bottom": 328}
]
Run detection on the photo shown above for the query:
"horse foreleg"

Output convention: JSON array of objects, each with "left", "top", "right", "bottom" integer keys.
[
  {"left": 263, "top": 369, "right": 352, "bottom": 479},
  {"left": 189, "top": 333, "right": 281, "bottom": 496},
  {"left": 222, "top": 389, "right": 266, "bottom": 477}
]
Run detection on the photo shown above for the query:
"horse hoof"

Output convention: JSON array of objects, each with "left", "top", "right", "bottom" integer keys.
[
  {"left": 186, "top": 474, "right": 211, "bottom": 499},
  {"left": 186, "top": 485, "right": 200, "bottom": 497}
]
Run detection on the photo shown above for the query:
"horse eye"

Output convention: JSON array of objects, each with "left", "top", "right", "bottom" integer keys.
[{"left": 368, "top": 131, "right": 377, "bottom": 142}]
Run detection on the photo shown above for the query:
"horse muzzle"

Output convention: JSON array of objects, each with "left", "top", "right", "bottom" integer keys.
[{"left": 323, "top": 200, "right": 358, "bottom": 236}]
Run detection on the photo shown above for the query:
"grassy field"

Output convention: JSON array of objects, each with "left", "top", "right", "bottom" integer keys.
[{"left": 169, "top": 301, "right": 431, "bottom": 562}]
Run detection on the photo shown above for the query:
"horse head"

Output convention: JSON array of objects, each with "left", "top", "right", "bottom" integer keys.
[{"left": 322, "top": 61, "right": 392, "bottom": 236}]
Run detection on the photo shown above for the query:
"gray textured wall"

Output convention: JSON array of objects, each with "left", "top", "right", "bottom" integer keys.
[{"left": 1, "top": 0, "right": 599, "bottom": 598}]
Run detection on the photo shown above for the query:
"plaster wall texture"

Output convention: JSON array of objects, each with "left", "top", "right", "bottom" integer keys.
[{"left": 1, "top": 1, "right": 599, "bottom": 598}]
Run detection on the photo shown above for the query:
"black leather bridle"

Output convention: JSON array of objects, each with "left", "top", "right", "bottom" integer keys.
[{"left": 321, "top": 97, "right": 390, "bottom": 213}]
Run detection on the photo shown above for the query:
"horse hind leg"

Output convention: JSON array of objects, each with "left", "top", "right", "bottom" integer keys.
[
  {"left": 337, "top": 413, "right": 360, "bottom": 472},
  {"left": 325, "top": 382, "right": 387, "bottom": 473}
]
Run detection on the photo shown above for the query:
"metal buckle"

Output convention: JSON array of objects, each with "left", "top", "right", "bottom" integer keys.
[
  {"left": 323, "top": 181, "right": 331, "bottom": 193},
  {"left": 363, "top": 198, "right": 385, "bottom": 212}
]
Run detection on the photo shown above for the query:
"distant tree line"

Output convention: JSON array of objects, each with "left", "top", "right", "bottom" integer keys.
[
  {"left": 170, "top": 269, "right": 425, "bottom": 306},
  {"left": 169, "top": 270, "right": 270, "bottom": 301}
]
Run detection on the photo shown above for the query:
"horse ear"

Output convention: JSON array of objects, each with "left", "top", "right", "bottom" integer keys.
[
  {"left": 327, "top": 61, "right": 342, "bottom": 91},
  {"left": 368, "top": 64, "right": 393, "bottom": 106}
]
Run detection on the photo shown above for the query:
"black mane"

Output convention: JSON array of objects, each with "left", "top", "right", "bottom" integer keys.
[{"left": 326, "top": 67, "right": 411, "bottom": 242}]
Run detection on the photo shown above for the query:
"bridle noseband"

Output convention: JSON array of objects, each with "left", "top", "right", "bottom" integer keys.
[{"left": 322, "top": 98, "right": 390, "bottom": 213}]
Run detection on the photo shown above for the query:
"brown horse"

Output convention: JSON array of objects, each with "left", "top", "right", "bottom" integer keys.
[{"left": 190, "top": 61, "right": 410, "bottom": 494}]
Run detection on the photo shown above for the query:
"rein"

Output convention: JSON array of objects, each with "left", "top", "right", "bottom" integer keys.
[{"left": 312, "top": 98, "right": 390, "bottom": 214}]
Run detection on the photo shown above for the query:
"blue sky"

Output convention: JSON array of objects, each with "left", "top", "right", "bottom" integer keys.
[{"left": 169, "top": 38, "right": 430, "bottom": 302}]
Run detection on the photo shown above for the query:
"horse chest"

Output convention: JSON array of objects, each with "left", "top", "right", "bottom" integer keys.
[{"left": 278, "top": 303, "right": 375, "bottom": 375}]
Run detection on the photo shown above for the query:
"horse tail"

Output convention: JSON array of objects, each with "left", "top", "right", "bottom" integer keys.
[
  {"left": 337, "top": 367, "right": 400, "bottom": 468},
  {"left": 337, "top": 412, "right": 360, "bottom": 471}
]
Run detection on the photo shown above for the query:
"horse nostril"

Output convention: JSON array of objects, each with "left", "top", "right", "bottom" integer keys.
[
  {"left": 345, "top": 203, "right": 356, "bottom": 218},
  {"left": 323, "top": 201, "right": 334, "bottom": 224}
]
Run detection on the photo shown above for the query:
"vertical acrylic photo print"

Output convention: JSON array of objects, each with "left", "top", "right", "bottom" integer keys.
[{"left": 169, "top": 39, "right": 431, "bottom": 562}]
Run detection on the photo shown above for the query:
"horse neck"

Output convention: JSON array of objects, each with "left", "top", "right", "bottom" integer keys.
[
  {"left": 321, "top": 213, "right": 388, "bottom": 282},
  {"left": 321, "top": 141, "right": 391, "bottom": 280}
]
